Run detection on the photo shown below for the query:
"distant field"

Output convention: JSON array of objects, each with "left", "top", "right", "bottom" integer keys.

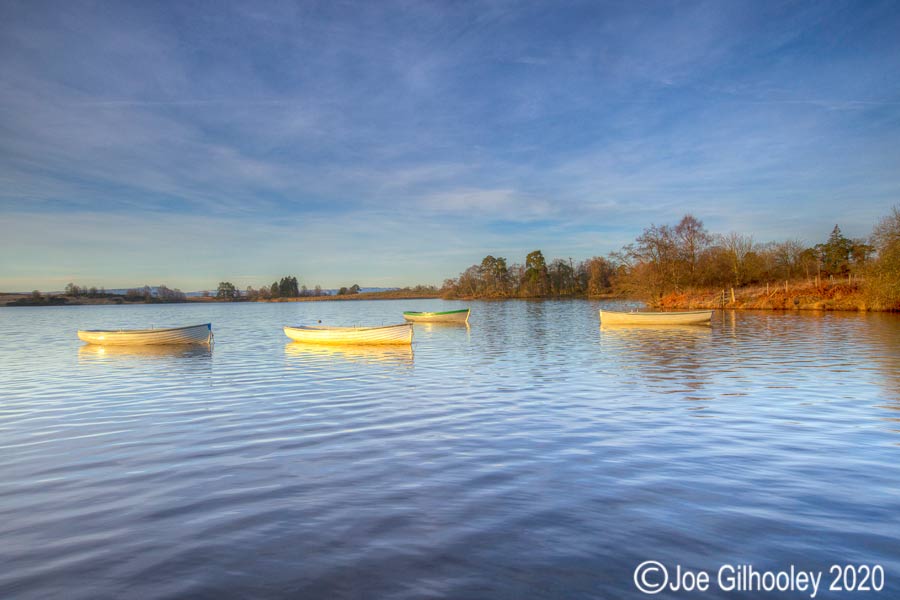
[
  {"left": 2, "top": 288, "right": 441, "bottom": 307},
  {"left": 261, "top": 289, "right": 441, "bottom": 302}
]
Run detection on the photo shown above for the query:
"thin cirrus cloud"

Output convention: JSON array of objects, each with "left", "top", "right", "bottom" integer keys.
[{"left": 1, "top": 0, "right": 899, "bottom": 289}]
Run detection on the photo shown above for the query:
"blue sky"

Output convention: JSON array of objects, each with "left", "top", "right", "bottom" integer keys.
[{"left": 1, "top": 0, "right": 899, "bottom": 291}]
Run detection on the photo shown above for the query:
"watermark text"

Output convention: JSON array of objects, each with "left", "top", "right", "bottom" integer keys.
[{"left": 633, "top": 562, "right": 884, "bottom": 597}]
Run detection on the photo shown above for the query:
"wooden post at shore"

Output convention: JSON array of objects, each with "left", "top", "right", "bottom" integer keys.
[{"left": 730, "top": 287, "right": 736, "bottom": 304}]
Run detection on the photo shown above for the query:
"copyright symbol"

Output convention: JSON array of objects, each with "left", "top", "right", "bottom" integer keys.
[{"left": 634, "top": 561, "right": 668, "bottom": 594}]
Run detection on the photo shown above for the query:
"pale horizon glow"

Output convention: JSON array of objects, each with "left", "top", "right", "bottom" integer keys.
[{"left": 2, "top": 1, "right": 899, "bottom": 291}]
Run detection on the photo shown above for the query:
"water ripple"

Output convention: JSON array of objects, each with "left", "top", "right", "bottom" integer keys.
[{"left": 1, "top": 302, "right": 899, "bottom": 598}]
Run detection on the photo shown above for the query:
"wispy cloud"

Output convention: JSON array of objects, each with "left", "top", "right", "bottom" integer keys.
[
  {"left": 1, "top": 0, "right": 899, "bottom": 288},
  {"left": 420, "top": 188, "right": 553, "bottom": 220}
]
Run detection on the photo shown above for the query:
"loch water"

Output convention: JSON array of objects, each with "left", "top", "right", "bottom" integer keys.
[{"left": 1, "top": 300, "right": 899, "bottom": 599}]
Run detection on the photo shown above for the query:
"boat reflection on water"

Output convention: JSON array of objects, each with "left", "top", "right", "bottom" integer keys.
[
  {"left": 414, "top": 320, "right": 471, "bottom": 331},
  {"left": 78, "top": 343, "right": 213, "bottom": 363},
  {"left": 284, "top": 342, "right": 414, "bottom": 368},
  {"left": 599, "top": 323, "right": 713, "bottom": 337},
  {"left": 415, "top": 320, "right": 472, "bottom": 342},
  {"left": 599, "top": 323, "right": 714, "bottom": 357},
  {"left": 599, "top": 323, "right": 715, "bottom": 393}
]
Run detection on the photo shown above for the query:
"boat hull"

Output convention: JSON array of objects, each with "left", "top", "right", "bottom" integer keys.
[
  {"left": 77, "top": 323, "right": 213, "bottom": 345},
  {"left": 403, "top": 309, "right": 470, "bottom": 324},
  {"left": 599, "top": 309, "right": 713, "bottom": 325},
  {"left": 283, "top": 323, "right": 413, "bottom": 345}
]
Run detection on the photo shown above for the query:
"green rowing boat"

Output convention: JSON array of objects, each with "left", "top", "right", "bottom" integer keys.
[{"left": 402, "top": 308, "right": 470, "bottom": 324}]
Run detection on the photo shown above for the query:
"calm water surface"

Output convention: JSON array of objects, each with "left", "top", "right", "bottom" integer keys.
[{"left": 1, "top": 300, "right": 899, "bottom": 599}]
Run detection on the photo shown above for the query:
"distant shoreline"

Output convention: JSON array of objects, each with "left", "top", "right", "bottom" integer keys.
[
  {"left": 4, "top": 283, "right": 899, "bottom": 312},
  {"left": 1, "top": 289, "right": 442, "bottom": 307}
]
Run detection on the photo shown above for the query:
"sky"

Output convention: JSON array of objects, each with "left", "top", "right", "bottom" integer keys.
[{"left": 1, "top": 0, "right": 899, "bottom": 291}]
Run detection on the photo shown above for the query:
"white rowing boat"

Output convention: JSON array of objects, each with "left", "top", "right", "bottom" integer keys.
[
  {"left": 283, "top": 323, "right": 413, "bottom": 345},
  {"left": 77, "top": 323, "right": 213, "bottom": 345},
  {"left": 599, "top": 309, "right": 713, "bottom": 325},
  {"left": 402, "top": 308, "right": 470, "bottom": 324}
]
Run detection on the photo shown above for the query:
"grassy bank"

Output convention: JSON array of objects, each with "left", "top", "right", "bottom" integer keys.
[
  {"left": 655, "top": 280, "right": 893, "bottom": 311},
  {"left": 1, "top": 293, "right": 212, "bottom": 306}
]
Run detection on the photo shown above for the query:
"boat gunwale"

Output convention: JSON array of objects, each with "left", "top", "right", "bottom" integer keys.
[
  {"left": 284, "top": 323, "right": 412, "bottom": 332},
  {"left": 599, "top": 310, "right": 713, "bottom": 316},
  {"left": 77, "top": 323, "right": 212, "bottom": 334}
]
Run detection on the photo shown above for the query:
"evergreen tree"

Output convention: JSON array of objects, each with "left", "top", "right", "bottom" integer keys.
[
  {"left": 816, "top": 225, "right": 853, "bottom": 275},
  {"left": 524, "top": 250, "right": 549, "bottom": 297}
]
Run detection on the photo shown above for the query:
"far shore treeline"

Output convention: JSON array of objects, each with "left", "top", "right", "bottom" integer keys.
[
  {"left": 6, "top": 206, "right": 899, "bottom": 311},
  {"left": 440, "top": 205, "right": 900, "bottom": 310}
]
